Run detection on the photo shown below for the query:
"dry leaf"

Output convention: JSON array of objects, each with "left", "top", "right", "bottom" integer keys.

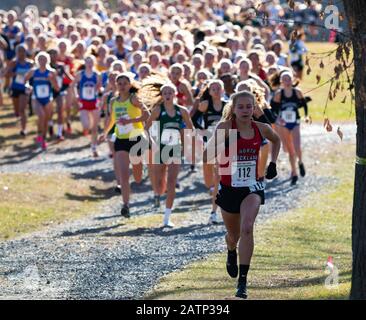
[
  {"left": 337, "top": 127, "right": 343, "bottom": 140},
  {"left": 326, "top": 121, "right": 333, "bottom": 132},
  {"left": 305, "top": 56, "right": 310, "bottom": 67},
  {"left": 329, "top": 91, "right": 333, "bottom": 101}
]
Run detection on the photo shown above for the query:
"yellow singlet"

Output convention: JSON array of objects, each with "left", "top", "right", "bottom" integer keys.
[{"left": 108, "top": 96, "right": 144, "bottom": 139}]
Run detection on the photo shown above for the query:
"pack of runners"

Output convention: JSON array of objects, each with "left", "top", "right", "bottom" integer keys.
[{"left": 0, "top": 1, "right": 315, "bottom": 299}]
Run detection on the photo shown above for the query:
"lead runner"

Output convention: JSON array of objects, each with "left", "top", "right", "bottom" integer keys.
[{"left": 205, "top": 90, "right": 281, "bottom": 299}]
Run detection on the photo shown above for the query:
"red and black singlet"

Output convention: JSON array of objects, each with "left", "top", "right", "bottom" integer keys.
[{"left": 219, "top": 120, "right": 263, "bottom": 187}]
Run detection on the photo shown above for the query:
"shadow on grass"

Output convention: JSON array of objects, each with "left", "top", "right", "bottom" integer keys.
[
  {"left": 0, "top": 120, "right": 17, "bottom": 128},
  {"left": 70, "top": 168, "right": 115, "bottom": 183},
  {"left": 53, "top": 143, "right": 90, "bottom": 155},
  {"left": 146, "top": 270, "right": 352, "bottom": 300},
  {"left": 103, "top": 223, "right": 224, "bottom": 239},
  {"left": 0, "top": 143, "right": 43, "bottom": 165},
  {"left": 249, "top": 270, "right": 352, "bottom": 289},
  {"left": 94, "top": 214, "right": 122, "bottom": 221},
  {"left": 61, "top": 223, "right": 125, "bottom": 237},
  {"left": 65, "top": 185, "right": 117, "bottom": 202}
]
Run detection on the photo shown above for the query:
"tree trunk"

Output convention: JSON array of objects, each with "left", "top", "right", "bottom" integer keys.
[{"left": 343, "top": 0, "right": 366, "bottom": 300}]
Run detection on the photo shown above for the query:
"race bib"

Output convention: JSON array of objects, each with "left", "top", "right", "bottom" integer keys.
[
  {"left": 15, "top": 74, "right": 25, "bottom": 84},
  {"left": 161, "top": 128, "right": 181, "bottom": 146},
  {"left": 82, "top": 86, "right": 96, "bottom": 100},
  {"left": 9, "top": 39, "right": 16, "bottom": 50},
  {"left": 36, "top": 84, "right": 50, "bottom": 98},
  {"left": 281, "top": 109, "right": 296, "bottom": 123},
  {"left": 117, "top": 116, "right": 134, "bottom": 135},
  {"left": 249, "top": 181, "right": 266, "bottom": 192},
  {"left": 231, "top": 160, "right": 256, "bottom": 187}
]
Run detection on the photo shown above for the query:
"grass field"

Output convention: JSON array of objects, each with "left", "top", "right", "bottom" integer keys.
[
  {"left": 0, "top": 98, "right": 113, "bottom": 241},
  {"left": 146, "top": 142, "right": 354, "bottom": 300},
  {"left": 0, "top": 172, "right": 113, "bottom": 241},
  {"left": 299, "top": 42, "right": 354, "bottom": 122}
]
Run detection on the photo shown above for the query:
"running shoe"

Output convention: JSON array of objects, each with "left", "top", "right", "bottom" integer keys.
[
  {"left": 226, "top": 249, "right": 238, "bottom": 278},
  {"left": 20, "top": 130, "right": 26, "bottom": 137},
  {"left": 41, "top": 140, "right": 47, "bottom": 151},
  {"left": 66, "top": 122, "right": 72, "bottom": 134},
  {"left": 163, "top": 212, "right": 174, "bottom": 227},
  {"left": 114, "top": 185, "right": 121, "bottom": 194},
  {"left": 175, "top": 182, "right": 180, "bottom": 189},
  {"left": 208, "top": 212, "right": 219, "bottom": 224},
  {"left": 92, "top": 150, "right": 99, "bottom": 158},
  {"left": 36, "top": 136, "right": 43, "bottom": 147},
  {"left": 291, "top": 175, "right": 298, "bottom": 186},
  {"left": 299, "top": 163, "right": 306, "bottom": 177},
  {"left": 235, "top": 281, "right": 248, "bottom": 299},
  {"left": 190, "top": 165, "right": 197, "bottom": 173},
  {"left": 48, "top": 125, "right": 54, "bottom": 138},
  {"left": 121, "top": 205, "right": 130, "bottom": 218},
  {"left": 83, "top": 129, "right": 89, "bottom": 136},
  {"left": 57, "top": 135, "right": 65, "bottom": 142},
  {"left": 163, "top": 219, "right": 175, "bottom": 228},
  {"left": 154, "top": 195, "right": 160, "bottom": 208}
]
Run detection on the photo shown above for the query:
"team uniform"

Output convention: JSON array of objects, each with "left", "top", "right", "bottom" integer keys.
[
  {"left": 109, "top": 96, "right": 146, "bottom": 155},
  {"left": 32, "top": 68, "right": 53, "bottom": 106},
  {"left": 155, "top": 104, "right": 185, "bottom": 164},
  {"left": 51, "top": 62, "right": 68, "bottom": 100},
  {"left": 273, "top": 88, "right": 308, "bottom": 131},
  {"left": 173, "top": 81, "right": 187, "bottom": 107},
  {"left": 216, "top": 120, "right": 265, "bottom": 214},
  {"left": 57, "top": 56, "right": 73, "bottom": 90},
  {"left": 78, "top": 71, "right": 99, "bottom": 111},
  {"left": 203, "top": 97, "right": 225, "bottom": 140},
  {"left": 10, "top": 60, "right": 32, "bottom": 97}
]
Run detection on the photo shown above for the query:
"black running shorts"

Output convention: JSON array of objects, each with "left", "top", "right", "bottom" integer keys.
[
  {"left": 114, "top": 135, "right": 147, "bottom": 156},
  {"left": 215, "top": 183, "right": 265, "bottom": 214}
]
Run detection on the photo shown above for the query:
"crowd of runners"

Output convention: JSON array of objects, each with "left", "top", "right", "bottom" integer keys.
[{"left": 0, "top": 1, "right": 314, "bottom": 299}]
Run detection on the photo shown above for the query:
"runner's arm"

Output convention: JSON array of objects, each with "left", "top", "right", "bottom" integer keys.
[
  {"left": 270, "top": 90, "right": 282, "bottom": 118},
  {"left": 295, "top": 88, "right": 309, "bottom": 119},
  {"left": 49, "top": 71, "right": 60, "bottom": 92},
  {"left": 130, "top": 94, "right": 150, "bottom": 123},
  {"left": 180, "top": 81, "right": 194, "bottom": 107},
  {"left": 256, "top": 122, "right": 281, "bottom": 164},
  {"left": 4, "top": 60, "right": 16, "bottom": 78},
  {"left": 144, "top": 106, "right": 160, "bottom": 131},
  {"left": 71, "top": 72, "right": 81, "bottom": 99},
  {"left": 24, "top": 69, "right": 35, "bottom": 83},
  {"left": 203, "top": 120, "right": 230, "bottom": 163},
  {"left": 180, "top": 107, "right": 194, "bottom": 130}
]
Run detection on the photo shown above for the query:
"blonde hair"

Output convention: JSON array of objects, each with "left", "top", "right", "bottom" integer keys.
[
  {"left": 235, "top": 79, "right": 268, "bottom": 110},
  {"left": 138, "top": 74, "right": 171, "bottom": 110},
  {"left": 222, "top": 91, "right": 255, "bottom": 121}
]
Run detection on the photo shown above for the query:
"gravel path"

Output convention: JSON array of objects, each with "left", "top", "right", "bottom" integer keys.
[{"left": 0, "top": 123, "right": 356, "bottom": 299}]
